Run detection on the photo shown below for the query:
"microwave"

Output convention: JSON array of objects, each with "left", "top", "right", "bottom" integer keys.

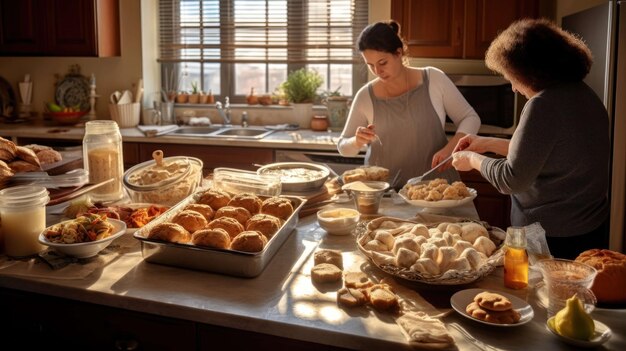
[{"left": 445, "top": 75, "right": 519, "bottom": 137}]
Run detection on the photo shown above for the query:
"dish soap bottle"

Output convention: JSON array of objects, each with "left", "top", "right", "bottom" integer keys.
[{"left": 504, "top": 226, "right": 529, "bottom": 289}]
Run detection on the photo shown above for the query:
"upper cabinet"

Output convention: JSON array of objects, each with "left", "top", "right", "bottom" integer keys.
[
  {"left": 391, "top": 0, "right": 540, "bottom": 59},
  {"left": 0, "top": 0, "right": 120, "bottom": 57}
]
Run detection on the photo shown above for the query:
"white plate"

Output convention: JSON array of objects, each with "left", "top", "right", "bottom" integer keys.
[
  {"left": 546, "top": 317, "right": 612, "bottom": 347},
  {"left": 38, "top": 218, "right": 126, "bottom": 258},
  {"left": 450, "top": 288, "right": 534, "bottom": 327},
  {"left": 399, "top": 186, "right": 477, "bottom": 208}
]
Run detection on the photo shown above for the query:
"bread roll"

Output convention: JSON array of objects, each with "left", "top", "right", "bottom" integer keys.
[
  {"left": 314, "top": 249, "right": 343, "bottom": 269},
  {"left": 461, "top": 223, "right": 489, "bottom": 244},
  {"left": 191, "top": 228, "right": 230, "bottom": 249},
  {"left": 374, "top": 230, "right": 395, "bottom": 251},
  {"left": 197, "top": 189, "right": 231, "bottom": 210},
  {"left": 473, "top": 236, "right": 496, "bottom": 256},
  {"left": 35, "top": 148, "right": 62, "bottom": 165},
  {"left": 228, "top": 193, "right": 262, "bottom": 215},
  {"left": 260, "top": 196, "right": 294, "bottom": 220},
  {"left": 184, "top": 203, "right": 215, "bottom": 221},
  {"left": 0, "top": 137, "right": 17, "bottom": 161},
  {"left": 215, "top": 205, "right": 252, "bottom": 225},
  {"left": 171, "top": 209, "right": 208, "bottom": 233},
  {"left": 8, "top": 160, "right": 40, "bottom": 173},
  {"left": 245, "top": 213, "right": 282, "bottom": 239},
  {"left": 207, "top": 216, "right": 244, "bottom": 239},
  {"left": 575, "top": 249, "right": 626, "bottom": 303},
  {"left": 15, "top": 146, "right": 41, "bottom": 167},
  {"left": 230, "top": 230, "right": 267, "bottom": 252},
  {"left": 311, "top": 263, "right": 343, "bottom": 284},
  {"left": 148, "top": 222, "right": 191, "bottom": 243},
  {"left": 396, "top": 247, "right": 419, "bottom": 268}
]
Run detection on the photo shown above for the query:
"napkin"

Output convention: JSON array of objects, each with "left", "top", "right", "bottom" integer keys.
[
  {"left": 137, "top": 124, "right": 178, "bottom": 137},
  {"left": 397, "top": 312, "right": 455, "bottom": 350}
]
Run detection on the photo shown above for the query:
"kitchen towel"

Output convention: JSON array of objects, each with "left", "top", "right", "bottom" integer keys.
[{"left": 137, "top": 124, "right": 178, "bottom": 137}]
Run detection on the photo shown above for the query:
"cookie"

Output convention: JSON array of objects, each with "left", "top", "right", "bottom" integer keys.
[
  {"left": 311, "top": 263, "right": 343, "bottom": 284},
  {"left": 337, "top": 287, "right": 368, "bottom": 307},
  {"left": 344, "top": 271, "right": 373, "bottom": 289},
  {"left": 367, "top": 284, "right": 398, "bottom": 311},
  {"left": 474, "top": 291, "right": 513, "bottom": 311},
  {"left": 466, "top": 302, "right": 521, "bottom": 324},
  {"left": 314, "top": 249, "right": 343, "bottom": 270}
]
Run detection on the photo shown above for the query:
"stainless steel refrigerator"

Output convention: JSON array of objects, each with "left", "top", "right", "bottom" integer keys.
[{"left": 562, "top": 0, "right": 626, "bottom": 252}]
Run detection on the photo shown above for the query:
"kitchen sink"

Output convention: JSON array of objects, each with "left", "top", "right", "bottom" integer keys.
[{"left": 165, "top": 126, "right": 274, "bottom": 139}]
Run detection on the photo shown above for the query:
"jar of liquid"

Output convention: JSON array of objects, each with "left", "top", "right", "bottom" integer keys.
[
  {"left": 0, "top": 185, "right": 50, "bottom": 257},
  {"left": 83, "top": 120, "right": 125, "bottom": 202},
  {"left": 503, "top": 226, "right": 529, "bottom": 289}
]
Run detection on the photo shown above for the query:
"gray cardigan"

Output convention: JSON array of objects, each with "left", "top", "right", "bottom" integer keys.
[{"left": 481, "top": 81, "right": 609, "bottom": 237}]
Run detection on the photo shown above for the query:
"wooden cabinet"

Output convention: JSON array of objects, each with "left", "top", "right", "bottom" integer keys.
[
  {"left": 461, "top": 169, "right": 511, "bottom": 229},
  {"left": 391, "top": 0, "right": 539, "bottom": 59},
  {"left": 0, "top": 0, "right": 120, "bottom": 57}
]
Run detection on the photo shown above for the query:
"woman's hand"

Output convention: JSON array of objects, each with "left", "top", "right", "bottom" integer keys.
[
  {"left": 452, "top": 151, "right": 485, "bottom": 172},
  {"left": 453, "top": 134, "right": 482, "bottom": 153},
  {"left": 431, "top": 148, "right": 452, "bottom": 170},
  {"left": 355, "top": 124, "right": 378, "bottom": 148}
]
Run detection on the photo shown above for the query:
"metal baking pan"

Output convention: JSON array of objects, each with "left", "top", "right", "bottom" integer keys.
[{"left": 133, "top": 192, "right": 306, "bottom": 278}]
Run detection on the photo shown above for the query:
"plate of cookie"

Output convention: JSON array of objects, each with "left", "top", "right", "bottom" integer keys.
[
  {"left": 399, "top": 178, "right": 477, "bottom": 208},
  {"left": 451, "top": 288, "right": 534, "bottom": 327}
]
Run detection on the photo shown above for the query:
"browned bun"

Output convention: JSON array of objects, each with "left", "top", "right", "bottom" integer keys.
[
  {"left": 147, "top": 222, "right": 191, "bottom": 243},
  {"left": 15, "top": 146, "right": 41, "bottom": 167},
  {"left": 35, "top": 148, "right": 62, "bottom": 165},
  {"left": 184, "top": 203, "right": 215, "bottom": 221},
  {"left": 0, "top": 159, "right": 13, "bottom": 178},
  {"left": 197, "top": 189, "right": 231, "bottom": 210},
  {"left": 228, "top": 193, "right": 262, "bottom": 215},
  {"left": 171, "top": 209, "right": 208, "bottom": 233},
  {"left": 9, "top": 160, "right": 41, "bottom": 173},
  {"left": 207, "top": 216, "right": 244, "bottom": 239},
  {"left": 575, "top": 249, "right": 626, "bottom": 304},
  {"left": 230, "top": 230, "right": 267, "bottom": 252},
  {"left": 191, "top": 228, "right": 231, "bottom": 249},
  {"left": 245, "top": 213, "right": 282, "bottom": 239},
  {"left": 0, "top": 137, "right": 17, "bottom": 161},
  {"left": 215, "top": 206, "right": 252, "bottom": 226},
  {"left": 260, "top": 197, "right": 294, "bottom": 220}
]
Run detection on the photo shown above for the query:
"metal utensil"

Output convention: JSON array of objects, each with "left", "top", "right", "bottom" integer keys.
[{"left": 406, "top": 154, "right": 453, "bottom": 185}]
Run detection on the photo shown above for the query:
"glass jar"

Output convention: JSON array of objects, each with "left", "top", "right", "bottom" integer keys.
[
  {"left": 504, "top": 226, "right": 529, "bottom": 289},
  {"left": 83, "top": 120, "right": 124, "bottom": 202},
  {"left": 0, "top": 185, "right": 50, "bottom": 257}
]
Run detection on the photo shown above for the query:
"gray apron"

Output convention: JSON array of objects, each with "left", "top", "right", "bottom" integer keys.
[{"left": 367, "top": 69, "right": 459, "bottom": 188}]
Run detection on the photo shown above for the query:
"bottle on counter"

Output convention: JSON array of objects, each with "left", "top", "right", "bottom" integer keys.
[
  {"left": 83, "top": 120, "right": 124, "bottom": 202},
  {"left": 503, "top": 226, "right": 529, "bottom": 289},
  {"left": 0, "top": 185, "right": 50, "bottom": 257}
]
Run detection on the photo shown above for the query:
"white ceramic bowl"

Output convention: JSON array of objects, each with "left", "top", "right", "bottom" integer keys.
[
  {"left": 38, "top": 219, "right": 126, "bottom": 258},
  {"left": 317, "top": 208, "right": 360, "bottom": 235}
]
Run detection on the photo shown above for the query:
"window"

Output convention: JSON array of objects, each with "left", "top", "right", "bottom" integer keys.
[{"left": 158, "top": 0, "right": 368, "bottom": 103}]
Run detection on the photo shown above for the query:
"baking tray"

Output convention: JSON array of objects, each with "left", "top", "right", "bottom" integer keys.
[{"left": 133, "top": 192, "right": 306, "bottom": 277}]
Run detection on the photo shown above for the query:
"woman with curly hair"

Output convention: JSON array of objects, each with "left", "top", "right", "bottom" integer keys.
[{"left": 451, "top": 19, "right": 610, "bottom": 259}]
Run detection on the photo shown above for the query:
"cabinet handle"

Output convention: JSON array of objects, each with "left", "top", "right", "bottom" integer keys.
[{"left": 115, "top": 339, "right": 139, "bottom": 351}]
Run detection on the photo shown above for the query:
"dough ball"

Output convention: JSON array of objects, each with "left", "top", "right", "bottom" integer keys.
[
  {"left": 409, "top": 224, "right": 430, "bottom": 238},
  {"left": 392, "top": 236, "right": 420, "bottom": 255},
  {"left": 395, "top": 247, "right": 419, "bottom": 268},
  {"left": 374, "top": 230, "right": 396, "bottom": 250},
  {"left": 461, "top": 223, "right": 489, "bottom": 244},
  {"left": 473, "top": 236, "right": 496, "bottom": 256}
]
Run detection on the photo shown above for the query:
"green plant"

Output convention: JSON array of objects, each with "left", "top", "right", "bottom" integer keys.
[
  {"left": 280, "top": 68, "right": 324, "bottom": 103},
  {"left": 190, "top": 81, "right": 200, "bottom": 94}
]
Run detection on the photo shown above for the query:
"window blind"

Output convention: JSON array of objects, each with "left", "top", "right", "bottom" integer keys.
[{"left": 158, "top": 0, "right": 369, "bottom": 65}]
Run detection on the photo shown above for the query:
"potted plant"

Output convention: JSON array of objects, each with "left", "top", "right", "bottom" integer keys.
[
  {"left": 188, "top": 81, "right": 200, "bottom": 104},
  {"left": 280, "top": 68, "right": 323, "bottom": 127},
  {"left": 322, "top": 86, "right": 350, "bottom": 131}
]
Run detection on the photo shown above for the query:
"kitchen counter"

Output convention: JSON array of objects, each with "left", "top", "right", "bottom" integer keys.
[
  {"left": 0, "top": 122, "right": 342, "bottom": 152},
  {"left": 1, "top": 198, "right": 624, "bottom": 350}
]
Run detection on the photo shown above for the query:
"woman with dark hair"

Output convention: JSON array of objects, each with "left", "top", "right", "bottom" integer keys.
[
  {"left": 451, "top": 19, "right": 610, "bottom": 259},
  {"left": 337, "top": 20, "right": 480, "bottom": 187}
]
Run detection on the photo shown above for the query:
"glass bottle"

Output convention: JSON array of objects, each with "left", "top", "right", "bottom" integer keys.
[
  {"left": 83, "top": 120, "right": 124, "bottom": 202},
  {"left": 504, "top": 226, "right": 529, "bottom": 289},
  {"left": 0, "top": 185, "right": 50, "bottom": 257}
]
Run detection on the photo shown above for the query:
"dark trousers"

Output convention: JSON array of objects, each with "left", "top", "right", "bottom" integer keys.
[{"left": 546, "top": 217, "right": 610, "bottom": 260}]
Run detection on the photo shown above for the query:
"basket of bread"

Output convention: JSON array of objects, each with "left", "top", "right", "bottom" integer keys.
[{"left": 357, "top": 216, "right": 505, "bottom": 285}]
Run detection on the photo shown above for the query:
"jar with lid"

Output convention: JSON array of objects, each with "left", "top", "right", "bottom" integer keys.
[
  {"left": 0, "top": 185, "right": 50, "bottom": 257},
  {"left": 83, "top": 120, "right": 124, "bottom": 202},
  {"left": 503, "top": 226, "right": 529, "bottom": 289}
]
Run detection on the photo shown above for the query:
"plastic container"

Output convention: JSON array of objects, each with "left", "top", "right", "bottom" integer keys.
[
  {"left": 123, "top": 150, "right": 203, "bottom": 206},
  {"left": 0, "top": 185, "right": 50, "bottom": 257},
  {"left": 504, "top": 226, "right": 529, "bottom": 290},
  {"left": 213, "top": 167, "right": 281, "bottom": 196},
  {"left": 83, "top": 120, "right": 125, "bottom": 202}
]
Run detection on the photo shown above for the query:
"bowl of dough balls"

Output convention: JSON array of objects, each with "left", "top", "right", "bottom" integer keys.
[{"left": 317, "top": 208, "right": 360, "bottom": 236}]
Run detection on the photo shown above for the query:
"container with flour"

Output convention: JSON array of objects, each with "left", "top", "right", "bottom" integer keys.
[{"left": 83, "top": 120, "right": 124, "bottom": 202}]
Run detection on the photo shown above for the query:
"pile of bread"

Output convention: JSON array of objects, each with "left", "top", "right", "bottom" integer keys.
[
  {"left": 0, "top": 137, "right": 62, "bottom": 181},
  {"left": 342, "top": 166, "right": 389, "bottom": 183},
  {"left": 359, "top": 218, "right": 498, "bottom": 279},
  {"left": 147, "top": 189, "right": 293, "bottom": 253},
  {"left": 404, "top": 178, "right": 471, "bottom": 201},
  {"left": 575, "top": 248, "right": 626, "bottom": 304}
]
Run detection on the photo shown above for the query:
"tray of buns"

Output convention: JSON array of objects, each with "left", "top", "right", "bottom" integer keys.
[
  {"left": 133, "top": 187, "right": 306, "bottom": 277},
  {"left": 356, "top": 216, "right": 505, "bottom": 285}
]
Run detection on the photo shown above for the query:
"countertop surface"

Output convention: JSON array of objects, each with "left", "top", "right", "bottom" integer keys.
[
  {"left": 0, "top": 122, "right": 343, "bottom": 151},
  {"left": 1, "top": 197, "right": 624, "bottom": 351}
]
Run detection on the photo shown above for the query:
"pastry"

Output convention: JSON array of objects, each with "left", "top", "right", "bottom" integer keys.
[
  {"left": 575, "top": 248, "right": 626, "bottom": 303},
  {"left": 228, "top": 193, "right": 262, "bottom": 215},
  {"left": 474, "top": 291, "right": 513, "bottom": 311},
  {"left": 230, "top": 230, "right": 267, "bottom": 252},
  {"left": 466, "top": 301, "right": 520, "bottom": 324},
  {"left": 197, "top": 189, "right": 231, "bottom": 210},
  {"left": 374, "top": 230, "right": 396, "bottom": 250},
  {"left": 207, "top": 216, "right": 244, "bottom": 239},
  {"left": 0, "top": 159, "right": 13, "bottom": 178},
  {"left": 311, "top": 263, "right": 343, "bottom": 284},
  {"left": 337, "top": 287, "right": 368, "bottom": 307},
  {"left": 171, "top": 209, "right": 208, "bottom": 233},
  {"left": 260, "top": 196, "right": 294, "bottom": 220},
  {"left": 245, "top": 213, "right": 282, "bottom": 239},
  {"left": 35, "top": 148, "right": 62, "bottom": 165},
  {"left": 215, "top": 205, "right": 251, "bottom": 226},
  {"left": 344, "top": 271, "right": 373, "bottom": 289},
  {"left": 313, "top": 249, "right": 343, "bottom": 270},
  {"left": 23, "top": 144, "right": 52, "bottom": 153},
  {"left": 366, "top": 283, "right": 398, "bottom": 311},
  {"left": 392, "top": 236, "right": 420, "bottom": 255},
  {"left": 184, "top": 203, "right": 215, "bottom": 221},
  {"left": 191, "top": 228, "right": 231, "bottom": 249},
  {"left": 473, "top": 236, "right": 496, "bottom": 256},
  {"left": 396, "top": 247, "right": 419, "bottom": 268},
  {"left": 0, "top": 136, "right": 17, "bottom": 161},
  {"left": 8, "top": 160, "right": 40, "bottom": 173},
  {"left": 342, "top": 168, "right": 367, "bottom": 183},
  {"left": 461, "top": 222, "right": 489, "bottom": 244},
  {"left": 15, "top": 146, "right": 41, "bottom": 167},
  {"left": 147, "top": 222, "right": 191, "bottom": 243}
]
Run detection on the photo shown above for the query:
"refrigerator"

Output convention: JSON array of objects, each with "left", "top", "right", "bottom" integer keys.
[{"left": 562, "top": 0, "right": 626, "bottom": 252}]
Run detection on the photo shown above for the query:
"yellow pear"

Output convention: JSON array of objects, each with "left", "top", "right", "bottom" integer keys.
[{"left": 554, "top": 295, "right": 595, "bottom": 340}]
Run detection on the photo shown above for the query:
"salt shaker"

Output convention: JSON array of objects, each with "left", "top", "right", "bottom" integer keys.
[{"left": 83, "top": 120, "right": 125, "bottom": 202}]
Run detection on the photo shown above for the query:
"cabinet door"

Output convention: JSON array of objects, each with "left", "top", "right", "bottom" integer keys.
[
  {"left": 391, "top": 0, "right": 465, "bottom": 58},
  {"left": 44, "top": 0, "right": 97, "bottom": 56},
  {"left": 0, "top": 0, "right": 45, "bottom": 55},
  {"left": 465, "top": 0, "right": 540, "bottom": 59}
]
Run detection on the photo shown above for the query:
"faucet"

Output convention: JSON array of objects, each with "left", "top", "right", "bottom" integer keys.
[
  {"left": 215, "top": 97, "right": 232, "bottom": 125},
  {"left": 241, "top": 111, "right": 249, "bottom": 128}
]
